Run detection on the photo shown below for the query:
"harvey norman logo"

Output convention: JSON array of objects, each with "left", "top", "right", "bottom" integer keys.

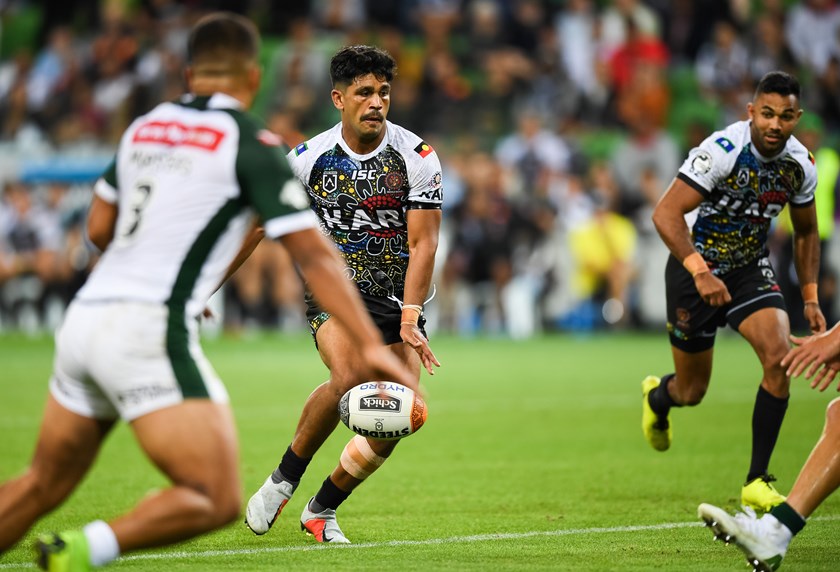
[{"left": 133, "top": 120, "right": 225, "bottom": 151}]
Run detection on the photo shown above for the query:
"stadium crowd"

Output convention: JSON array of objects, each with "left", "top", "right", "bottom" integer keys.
[{"left": 0, "top": 0, "right": 839, "bottom": 337}]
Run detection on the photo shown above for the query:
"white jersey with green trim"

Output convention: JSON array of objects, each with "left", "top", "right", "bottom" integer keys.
[{"left": 76, "top": 93, "right": 317, "bottom": 317}]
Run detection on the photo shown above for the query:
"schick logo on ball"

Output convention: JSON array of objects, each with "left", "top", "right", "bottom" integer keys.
[{"left": 359, "top": 394, "right": 401, "bottom": 411}]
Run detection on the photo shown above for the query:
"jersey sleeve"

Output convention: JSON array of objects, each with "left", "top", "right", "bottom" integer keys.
[
  {"left": 676, "top": 130, "right": 740, "bottom": 198},
  {"left": 94, "top": 157, "right": 118, "bottom": 203},
  {"left": 231, "top": 113, "right": 318, "bottom": 239},
  {"left": 788, "top": 149, "right": 817, "bottom": 208},
  {"left": 406, "top": 141, "right": 443, "bottom": 210}
]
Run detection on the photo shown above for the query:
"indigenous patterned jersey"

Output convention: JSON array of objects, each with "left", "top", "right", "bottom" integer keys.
[
  {"left": 77, "top": 93, "right": 317, "bottom": 318},
  {"left": 287, "top": 121, "right": 443, "bottom": 298},
  {"left": 677, "top": 120, "right": 817, "bottom": 275}
]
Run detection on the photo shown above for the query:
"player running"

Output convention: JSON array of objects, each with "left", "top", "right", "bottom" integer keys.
[
  {"left": 641, "top": 70, "right": 825, "bottom": 511},
  {"left": 245, "top": 45, "right": 442, "bottom": 543}
]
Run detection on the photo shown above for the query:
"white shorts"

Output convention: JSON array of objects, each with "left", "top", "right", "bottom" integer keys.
[{"left": 50, "top": 300, "right": 229, "bottom": 421}]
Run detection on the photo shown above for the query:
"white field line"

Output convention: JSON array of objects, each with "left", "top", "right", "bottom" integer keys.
[{"left": 3, "top": 515, "right": 839, "bottom": 569}]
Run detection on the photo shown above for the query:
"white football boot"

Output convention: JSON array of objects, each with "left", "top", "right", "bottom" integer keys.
[
  {"left": 300, "top": 497, "right": 351, "bottom": 543},
  {"left": 698, "top": 503, "right": 792, "bottom": 571},
  {"left": 245, "top": 476, "right": 296, "bottom": 535}
]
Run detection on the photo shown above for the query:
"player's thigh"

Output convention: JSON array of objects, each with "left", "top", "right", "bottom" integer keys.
[
  {"left": 315, "top": 318, "right": 369, "bottom": 390},
  {"left": 30, "top": 395, "right": 114, "bottom": 497},
  {"left": 386, "top": 340, "right": 422, "bottom": 379},
  {"left": 130, "top": 400, "right": 240, "bottom": 503}
]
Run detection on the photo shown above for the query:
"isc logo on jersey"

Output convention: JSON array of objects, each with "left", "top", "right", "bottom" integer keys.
[{"left": 351, "top": 169, "right": 377, "bottom": 180}]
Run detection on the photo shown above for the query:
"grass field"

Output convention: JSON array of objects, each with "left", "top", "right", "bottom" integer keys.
[{"left": 1, "top": 330, "right": 839, "bottom": 571}]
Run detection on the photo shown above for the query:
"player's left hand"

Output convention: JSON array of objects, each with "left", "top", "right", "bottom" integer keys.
[
  {"left": 401, "top": 323, "right": 441, "bottom": 376},
  {"left": 782, "top": 329, "right": 840, "bottom": 391},
  {"left": 803, "top": 301, "right": 827, "bottom": 334}
]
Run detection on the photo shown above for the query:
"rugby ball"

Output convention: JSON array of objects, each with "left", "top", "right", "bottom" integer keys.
[{"left": 338, "top": 382, "right": 427, "bottom": 440}]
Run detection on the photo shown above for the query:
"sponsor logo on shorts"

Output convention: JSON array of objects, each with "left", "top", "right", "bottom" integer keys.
[{"left": 116, "top": 386, "right": 179, "bottom": 405}]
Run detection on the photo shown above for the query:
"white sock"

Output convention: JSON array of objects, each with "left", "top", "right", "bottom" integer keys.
[{"left": 83, "top": 520, "right": 121, "bottom": 567}]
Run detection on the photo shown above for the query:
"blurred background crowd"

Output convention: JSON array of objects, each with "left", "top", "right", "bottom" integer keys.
[{"left": 0, "top": 0, "right": 838, "bottom": 337}]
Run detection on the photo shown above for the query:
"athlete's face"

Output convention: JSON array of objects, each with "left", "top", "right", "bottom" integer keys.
[
  {"left": 747, "top": 92, "right": 802, "bottom": 157},
  {"left": 333, "top": 73, "right": 391, "bottom": 150}
]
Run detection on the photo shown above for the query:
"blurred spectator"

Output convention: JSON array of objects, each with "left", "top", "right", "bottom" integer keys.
[
  {"left": 494, "top": 109, "right": 571, "bottom": 202},
  {"left": 785, "top": 0, "right": 840, "bottom": 77},
  {"left": 695, "top": 19, "right": 751, "bottom": 124},
  {"left": 0, "top": 182, "right": 62, "bottom": 332},
  {"left": 555, "top": 0, "right": 608, "bottom": 122},
  {"left": 600, "top": 0, "right": 661, "bottom": 62},
  {"left": 748, "top": 12, "right": 796, "bottom": 82},
  {"left": 695, "top": 20, "right": 749, "bottom": 98},
  {"left": 269, "top": 19, "right": 331, "bottom": 132},
  {"left": 565, "top": 161, "right": 637, "bottom": 328}
]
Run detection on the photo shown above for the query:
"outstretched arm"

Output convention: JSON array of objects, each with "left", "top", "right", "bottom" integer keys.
[{"left": 402, "top": 209, "right": 442, "bottom": 375}]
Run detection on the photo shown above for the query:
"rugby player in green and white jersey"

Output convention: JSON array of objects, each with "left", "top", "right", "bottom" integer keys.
[
  {"left": 246, "top": 45, "right": 443, "bottom": 543},
  {"left": 0, "top": 14, "right": 416, "bottom": 571}
]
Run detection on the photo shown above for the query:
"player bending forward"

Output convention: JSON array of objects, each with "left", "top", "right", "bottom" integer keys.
[{"left": 244, "top": 45, "right": 442, "bottom": 543}]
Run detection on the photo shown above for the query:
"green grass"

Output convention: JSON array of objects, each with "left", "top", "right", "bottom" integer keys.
[{"left": 1, "top": 331, "right": 839, "bottom": 571}]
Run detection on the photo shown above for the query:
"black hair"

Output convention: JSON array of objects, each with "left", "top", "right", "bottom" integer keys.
[
  {"left": 754, "top": 71, "right": 801, "bottom": 100},
  {"left": 187, "top": 12, "right": 260, "bottom": 65},
  {"left": 330, "top": 45, "right": 396, "bottom": 88}
]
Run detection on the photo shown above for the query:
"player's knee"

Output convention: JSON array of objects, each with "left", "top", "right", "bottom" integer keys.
[{"left": 210, "top": 485, "right": 242, "bottom": 527}]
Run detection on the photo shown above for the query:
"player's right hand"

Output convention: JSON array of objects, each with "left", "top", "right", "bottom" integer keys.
[{"left": 693, "top": 272, "right": 731, "bottom": 307}]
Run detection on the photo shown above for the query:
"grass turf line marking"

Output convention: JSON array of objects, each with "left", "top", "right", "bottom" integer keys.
[{"left": 4, "top": 515, "right": 840, "bottom": 569}]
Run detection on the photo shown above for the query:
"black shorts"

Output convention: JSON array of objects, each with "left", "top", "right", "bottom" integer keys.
[
  {"left": 665, "top": 254, "right": 786, "bottom": 353},
  {"left": 305, "top": 291, "right": 427, "bottom": 347}
]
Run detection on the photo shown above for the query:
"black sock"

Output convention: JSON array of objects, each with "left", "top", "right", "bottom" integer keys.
[
  {"left": 648, "top": 373, "right": 679, "bottom": 417},
  {"left": 747, "top": 386, "right": 789, "bottom": 483},
  {"left": 770, "top": 502, "right": 806, "bottom": 536},
  {"left": 311, "top": 476, "right": 351, "bottom": 511},
  {"left": 271, "top": 446, "right": 311, "bottom": 485}
]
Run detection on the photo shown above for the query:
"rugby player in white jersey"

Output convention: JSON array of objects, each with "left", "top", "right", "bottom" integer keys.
[
  {"left": 0, "top": 14, "right": 417, "bottom": 571},
  {"left": 641, "top": 71, "right": 826, "bottom": 512},
  {"left": 245, "top": 45, "right": 443, "bottom": 543}
]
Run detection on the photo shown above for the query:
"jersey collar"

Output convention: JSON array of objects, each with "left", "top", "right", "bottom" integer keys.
[{"left": 334, "top": 121, "right": 391, "bottom": 161}]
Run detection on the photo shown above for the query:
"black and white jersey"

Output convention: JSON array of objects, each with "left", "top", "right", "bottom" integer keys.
[
  {"left": 288, "top": 121, "right": 443, "bottom": 298},
  {"left": 77, "top": 93, "right": 317, "bottom": 317},
  {"left": 677, "top": 120, "right": 817, "bottom": 275}
]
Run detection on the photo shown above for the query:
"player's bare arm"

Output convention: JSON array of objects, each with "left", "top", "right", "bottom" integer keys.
[
  {"left": 782, "top": 322, "right": 840, "bottom": 390},
  {"left": 652, "top": 177, "right": 731, "bottom": 307},
  {"left": 402, "top": 208, "right": 442, "bottom": 375},
  {"left": 86, "top": 195, "right": 118, "bottom": 252},
  {"left": 788, "top": 204, "right": 826, "bottom": 334},
  {"left": 280, "top": 227, "right": 420, "bottom": 393}
]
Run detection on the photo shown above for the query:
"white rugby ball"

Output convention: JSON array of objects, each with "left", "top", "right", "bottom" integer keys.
[{"left": 338, "top": 382, "right": 427, "bottom": 440}]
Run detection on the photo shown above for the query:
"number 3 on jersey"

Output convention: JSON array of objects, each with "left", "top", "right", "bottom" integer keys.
[{"left": 117, "top": 182, "right": 153, "bottom": 244}]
